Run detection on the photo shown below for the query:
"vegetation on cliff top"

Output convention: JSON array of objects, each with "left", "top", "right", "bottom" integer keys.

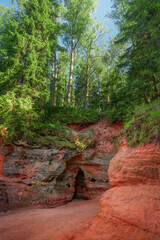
[
  {"left": 122, "top": 100, "right": 160, "bottom": 146},
  {"left": 33, "top": 127, "right": 95, "bottom": 152},
  {"left": 0, "top": 100, "right": 116, "bottom": 143}
]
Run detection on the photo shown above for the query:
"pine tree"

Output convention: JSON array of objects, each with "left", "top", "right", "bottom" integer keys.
[
  {"left": 110, "top": 0, "right": 160, "bottom": 103},
  {"left": 0, "top": 0, "right": 57, "bottom": 140}
]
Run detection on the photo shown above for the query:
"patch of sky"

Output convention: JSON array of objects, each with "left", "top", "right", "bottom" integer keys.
[{"left": 92, "top": 0, "right": 118, "bottom": 46}]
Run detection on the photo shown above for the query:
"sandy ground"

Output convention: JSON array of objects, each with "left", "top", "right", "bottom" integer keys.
[{"left": 0, "top": 198, "right": 100, "bottom": 240}]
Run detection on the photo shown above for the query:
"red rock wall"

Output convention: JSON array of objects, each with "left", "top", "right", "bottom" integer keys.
[
  {"left": 0, "top": 140, "right": 4, "bottom": 176},
  {"left": 109, "top": 144, "right": 160, "bottom": 186},
  {"left": 0, "top": 119, "right": 122, "bottom": 211},
  {"left": 78, "top": 144, "right": 160, "bottom": 240},
  {"left": 0, "top": 151, "right": 4, "bottom": 176}
]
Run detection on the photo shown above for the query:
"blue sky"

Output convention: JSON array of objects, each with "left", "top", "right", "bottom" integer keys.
[
  {"left": 95, "top": 0, "right": 116, "bottom": 32},
  {"left": 0, "top": 0, "right": 117, "bottom": 37}
]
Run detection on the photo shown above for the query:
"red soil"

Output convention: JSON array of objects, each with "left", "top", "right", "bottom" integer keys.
[{"left": 0, "top": 198, "right": 100, "bottom": 240}]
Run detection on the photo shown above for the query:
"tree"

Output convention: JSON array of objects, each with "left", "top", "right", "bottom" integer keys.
[
  {"left": 63, "top": 0, "right": 97, "bottom": 106},
  {"left": 0, "top": 0, "right": 57, "bottom": 140},
  {"left": 49, "top": 1, "right": 64, "bottom": 106},
  {"left": 110, "top": 0, "right": 160, "bottom": 103},
  {"left": 82, "top": 22, "right": 107, "bottom": 109},
  {"left": 73, "top": 21, "right": 107, "bottom": 109},
  {"left": 56, "top": 51, "right": 70, "bottom": 106},
  {"left": 0, "top": 0, "right": 56, "bottom": 97}
]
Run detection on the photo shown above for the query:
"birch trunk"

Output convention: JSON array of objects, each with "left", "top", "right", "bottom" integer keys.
[
  {"left": 50, "top": 53, "right": 55, "bottom": 101},
  {"left": 85, "top": 63, "right": 89, "bottom": 109},
  {"left": 53, "top": 52, "right": 58, "bottom": 106},
  {"left": 67, "top": 37, "right": 74, "bottom": 106}
]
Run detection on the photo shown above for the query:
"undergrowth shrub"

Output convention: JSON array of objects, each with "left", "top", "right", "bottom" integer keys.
[
  {"left": 0, "top": 91, "right": 38, "bottom": 142},
  {"left": 0, "top": 86, "right": 49, "bottom": 143},
  {"left": 43, "top": 105, "right": 100, "bottom": 124},
  {"left": 0, "top": 97, "right": 99, "bottom": 145}
]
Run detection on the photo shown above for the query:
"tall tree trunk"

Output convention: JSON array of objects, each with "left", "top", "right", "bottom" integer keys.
[
  {"left": 152, "top": 75, "right": 159, "bottom": 99},
  {"left": 53, "top": 52, "right": 58, "bottom": 106},
  {"left": 50, "top": 52, "right": 58, "bottom": 105},
  {"left": 98, "top": 76, "right": 102, "bottom": 112},
  {"left": 144, "top": 92, "right": 149, "bottom": 104},
  {"left": 85, "top": 63, "right": 89, "bottom": 109},
  {"left": 50, "top": 53, "right": 55, "bottom": 101},
  {"left": 67, "top": 36, "right": 74, "bottom": 106}
]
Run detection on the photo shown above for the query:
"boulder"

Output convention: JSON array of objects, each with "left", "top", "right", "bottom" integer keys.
[{"left": 78, "top": 185, "right": 160, "bottom": 240}]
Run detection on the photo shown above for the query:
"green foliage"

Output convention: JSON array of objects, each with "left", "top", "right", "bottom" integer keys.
[
  {"left": 0, "top": 88, "right": 40, "bottom": 142},
  {"left": 109, "top": 0, "right": 160, "bottom": 104},
  {"left": 43, "top": 105, "right": 100, "bottom": 124},
  {"left": 122, "top": 100, "right": 160, "bottom": 146},
  {"left": 34, "top": 135, "right": 78, "bottom": 150},
  {"left": 0, "top": 0, "right": 57, "bottom": 142},
  {"left": 0, "top": 0, "right": 56, "bottom": 95},
  {"left": 100, "top": 111, "right": 117, "bottom": 122},
  {"left": 63, "top": 0, "right": 97, "bottom": 50}
]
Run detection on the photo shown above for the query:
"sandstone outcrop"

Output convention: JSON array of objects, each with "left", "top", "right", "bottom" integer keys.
[
  {"left": 78, "top": 144, "right": 160, "bottom": 240},
  {"left": 0, "top": 119, "right": 120, "bottom": 211}
]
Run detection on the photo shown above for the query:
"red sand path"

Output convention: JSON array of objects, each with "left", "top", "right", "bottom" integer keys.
[{"left": 0, "top": 198, "right": 100, "bottom": 240}]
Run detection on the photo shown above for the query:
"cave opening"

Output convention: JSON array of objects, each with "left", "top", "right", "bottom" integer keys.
[{"left": 73, "top": 169, "right": 89, "bottom": 200}]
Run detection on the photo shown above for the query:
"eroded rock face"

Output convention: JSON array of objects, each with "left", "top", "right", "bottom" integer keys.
[
  {"left": 0, "top": 139, "right": 4, "bottom": 176},
  {"left": 79, "top": 144, "right": 160, "bottom": 240},
  {"left": 0, "top": 119, "right": 120, "bottom": 211},
  {"left": 109, "top": 145, "right": 160, "bottom": 187},
  {"left": 78, "top": 185, "right": 160, "bottom": 240}
]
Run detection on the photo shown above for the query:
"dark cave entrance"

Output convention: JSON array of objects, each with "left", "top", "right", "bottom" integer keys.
[{"left": 73, "top": 169, "right": 89, "bottom": 200}]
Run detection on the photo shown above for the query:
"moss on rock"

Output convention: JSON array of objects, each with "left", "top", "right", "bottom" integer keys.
[{"left": 33, "top": 127, "right": 95, "bottom": 152}]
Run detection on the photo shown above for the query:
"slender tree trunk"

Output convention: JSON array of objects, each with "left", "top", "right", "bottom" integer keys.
[
  {"left": 152, "top": 75, "right": 159, "bottom": 99},
  {"left": 50, "top": 53, "right": 55, "bottom": 101},
  {"left": 98, "top": 76, "right": 102, "bottom": 112},
  {"left": 144, "top": 92, "right": 149, "bottom": 104},
  {"left": 67, "top": 36, "right": 74, "bottom": 106},
  {"left": 53, "top": 52, "right": 58, "bottom": 106},
  {"left": 85, "top": 63, "right": 89, "bottom": 109},
  {"left": 50, "top": 52, "right": 58, "bottom": 105}
]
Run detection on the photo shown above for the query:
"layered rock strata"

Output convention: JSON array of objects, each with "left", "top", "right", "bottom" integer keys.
[{"left": 0, "top": 119, "right": 120, "bottom": 211}]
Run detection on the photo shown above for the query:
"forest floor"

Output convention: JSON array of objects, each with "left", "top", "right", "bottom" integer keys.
[{"left": 0, "top": 198, "right": 100, "bottom": 240}]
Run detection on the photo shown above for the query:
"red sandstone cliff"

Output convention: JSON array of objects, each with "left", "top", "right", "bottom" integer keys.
[
  {"left": 0, "top": 119, "right": 121, "bottom": 211},
  {"left": 0, "top": 139, "right": 4, "bottom": 176},
  {"left": 76, "top": 144, "right": 160, "bottom": 240}
]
